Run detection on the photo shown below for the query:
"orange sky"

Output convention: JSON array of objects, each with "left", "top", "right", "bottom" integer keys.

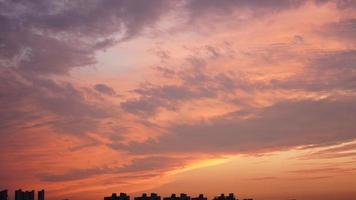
[{"left": 0, "top": 1, "right": 356, "bottom": 200}]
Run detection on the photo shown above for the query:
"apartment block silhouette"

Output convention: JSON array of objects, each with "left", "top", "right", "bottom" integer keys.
[
  {"left": 164, "top": 193, "right": 191, "bottom": 200},
  {"left": 213, "top": 193, "right": 237, "bottom": 200},
  {"left": 38, "top": 190, "right": 44, "bottom": 200},
  {"left": 104, "top": 193, "right": 130, "bottom": 200},
  {"left": 0, "top": 190, "right": 8, "bottom": 200},
  {"left": 13, "top": 189, "right": 44, "bottom": 200},
  {"left": 134, "top": 193, "right": 161, "bottom": 200},
  {"left": 103, "top": 193, "right": 247, "bottom": 200},
  {"left": 191, "top": 194, "right": 207, "bottom": 200},
  {"left": 15, "top": 190, "right": 35, "bottom": 200},
  {"left": 2, "top": 189, "right": 250, "bottom": 200}
]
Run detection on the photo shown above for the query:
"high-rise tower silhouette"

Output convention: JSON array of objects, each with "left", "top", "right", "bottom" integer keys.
[
  {"left": 0, "top": 190, "right": 8, "bottom": 200},
  {"left": 38, "top": 190, "right": 44, "bottom": 200},
  {"left": 135, "top": 193, "right": 161, "bottom": 200},
  {"left": 104, "top": 193, "right": 130, "bottom": 200},
  {"left": 15, "top": 190, "right": 36, "bottom": 200},
  {"left": 213, "top": 193, "right": 237, "bottom": 200},
  {"left": 15, "top": 189, "right": 24, "bottom": 200},
  {"left": 192, "top": 194, "right": 207, "bottom": 200}
]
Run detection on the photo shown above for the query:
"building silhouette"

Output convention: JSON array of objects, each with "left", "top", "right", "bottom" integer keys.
[
  {"left": 2, "top": 190, "right": 251, "bottom": 200},
  {"left": 134, "top": 193, "right": 161, "bottom": 200},
  {"left": 15, "top": 189, "right": 43, "bottom": 200},
  {"left": 24, "top": 190, "right": 34, "bottom": 200},
  {"left": 15, "top": 189, "right": 24, "bottom": 200},
  {"left": 104, "top": 193, "right": 130, "bottom": 200},
  {"left": 226, "top": 193, "right": 236, "bottom": 200},
  {"left": 178, "top": 194, "right": 190, "bottom": 200},
  {"left": 163, "top": 193, "right": 190, "bottom": 200},
  {"left": 163, "top": 194, "right": 177, "bottom": 200},
  {"left": 191, "top": 194, "right": 207, "bottom": 200},
  {"left": 16, "top": 190, "right": 34, "bottom": 200},
  {"left": 0, "top": 190, "right": 8, "bottom": 200},
  {"left": 213, "top": 193, "right": 237, "bottom": 200},
  {"left": 38, "top": 190, "right": 44, "bottom": 200},
  {"left": 104, "top": 193, "right": 244, "bottom": 200}
]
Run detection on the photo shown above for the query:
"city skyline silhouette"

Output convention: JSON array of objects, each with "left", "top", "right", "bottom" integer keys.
[{"left": 1, "top": 190, "right": 254, "bottom": 200}]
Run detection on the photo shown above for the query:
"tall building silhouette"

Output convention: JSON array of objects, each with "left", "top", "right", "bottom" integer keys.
[
  {"left": 226, "top": 193, "right": 236, "bottom": 200},
  {"left": 15, "top": 189, "right": 24, "bottom": 200},
  {"left": 134, "top": 193, "right": 161, "bottom": 200},
  {"left": 104, "top": 193, "right": 130, "bottom": 200},
  {"left": 164, "top": 194, "right": 174, "bottom": 200},
  {"left": 213, "top": 193, "right": 237, "bottom": 200},
  {"left": 0, "top": 190, "right": 8, "bottom": 200},
  {"left": 213, "top": 193, "right": 224, "bottom": 200},
  {"left": 15, "top": 190, "right": 35, "bottom": 200},
  {"left": 38, "top": 190, "right": 45, "bottom": 200},
  {"left": 163, "top": 193, "right": 190, "bottom": 200},
  {"left": 163, "top": 194, "right": 177, "bottom": 200},
  {"left": 104, "top": 193, "right": 117, "bottom": 200},
  {"left": 191, "top": 194, "right": 207, "bottom": 200},
  {"left": 179, "top": 194, "right": 190, "bottom": 200},
  {"left": 24, "top": 190, "right": 34, "bottom": 200},
  {"left": 7, "top": 190, "right": 249, "bottom": 200}
]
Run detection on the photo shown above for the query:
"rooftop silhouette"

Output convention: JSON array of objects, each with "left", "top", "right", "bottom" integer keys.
[
  {"left": 191, "top": 194, "right": 207, "bottom": 200},
  {"left": 163, "top": 193, "right": 191, "bottom": 200},
  {"left": 104, "top": 193, "right": 130, "bottom": 200},
  {"left": 134, "top": 193, "right": 161, "bottom": 200},
  {"left": 0, "top": 189, "right": 45, "bottom": 200},
  {"left": 15, "top": 189, "right": 35, "bottom": 200},
  {"left": 106, "top": 193, "right": 247, "bottom": 200}
]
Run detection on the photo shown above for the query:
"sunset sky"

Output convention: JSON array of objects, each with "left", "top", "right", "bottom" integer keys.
[{"left": 1, "top": 0, "right": 356, "bottom": 200}]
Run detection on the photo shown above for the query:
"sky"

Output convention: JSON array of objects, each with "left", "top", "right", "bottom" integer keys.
[{"left": 0, "top": 0, "right": 356, "bottom": 200}]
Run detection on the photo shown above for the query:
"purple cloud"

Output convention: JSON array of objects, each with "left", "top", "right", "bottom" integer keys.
[{"left": 115, "top": 97, "right": 356, "bottom": 154}]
